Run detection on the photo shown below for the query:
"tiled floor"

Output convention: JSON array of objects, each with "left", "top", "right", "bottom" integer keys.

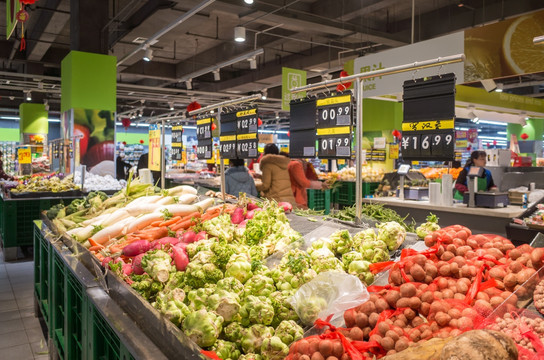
[{"left": 0, "top": 250, "right": 49, "bottom": 360}]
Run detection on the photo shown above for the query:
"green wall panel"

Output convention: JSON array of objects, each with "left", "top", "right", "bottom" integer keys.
[
  {"left": 117, "top": 132, "right": 148, "bottom": 145},
  {"left": 61, "top": 51, "right": 117, "bottom": 112},
  {"left": 361, "top": 98, "right": 403, "bottom": 132},
  {"left": 507, "top": 118, "right": 544, "bottom": 141},
  {"left": 19, "top": 103, "right": 48, "bottom": 135},
  {"left": 0, "top": 128, "right": 20, "bottom": 141}
]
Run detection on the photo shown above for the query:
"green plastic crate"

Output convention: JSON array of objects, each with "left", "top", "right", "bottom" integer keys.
[
  {"left": 34, "top": 222, "right": 51, "bottom": 325},
  {"left": 86, "top": 301, "right": 135, "bottom": 360},
  {"left": 49, "top": 250, "right": 66, "bottom": 360},
  {"left": 363, "top": 182, "right": 380, "bottom": 197},
  {"left": 64, "top": 271, "right": 86, "bottom": 360},
  {"left": 307, "top": 189, "right": 331, "bottom": 214},
  {"left": 332, "top": 181, "right": 380, "bottom": 205}
]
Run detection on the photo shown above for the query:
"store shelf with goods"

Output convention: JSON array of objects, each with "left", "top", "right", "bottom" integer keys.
[
  {"left": 0, "top": 141, "right": 18, "bottom": 175},
  {"left": 117, "top": 144, "right": 145, "bottom": 167}
]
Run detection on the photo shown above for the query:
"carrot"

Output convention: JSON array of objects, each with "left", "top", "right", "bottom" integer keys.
[
  {"left": 94, "top": 253, "right": 105, "bottom": 262},
  {"left": 89, "top": 245, "right": 103, "bottom": 252},
  {"left": 150, "top": 220, "right": 163, "bottom": 227},
  {"left": 109, "top": 244, "right": 123, "bottom": 254},
  {"left": 171, "top": 219, "right": 197, "bottom": 231},
  {"left": 159, "top": 216, "right": 181, "bottom": 227},
  {"left": 88, "top": 238, "right": 104, "bottom": 249}
]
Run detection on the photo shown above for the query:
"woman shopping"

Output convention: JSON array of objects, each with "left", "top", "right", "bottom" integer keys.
[
  {"left": 257, "top": 144, "right": 296, "bottom": 204},
  {"left": 288, "top": 158, "right": 327, "bottom": 209},
  {"left": 454, "top": 150, "right": 497, "bottom": 197}
]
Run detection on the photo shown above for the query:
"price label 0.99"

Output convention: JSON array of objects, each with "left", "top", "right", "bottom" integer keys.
[
  {"left": 196, "top": 117, "right": 213, "bottom": 140},
  {"left": 317, "top": 127, "right": 352, "bottom": 158},
  {"left": 236, "top": 108, "right": 258, "bottom": 134},
  {"left": 316, "top": 94, "right": 352, "bottom": 128}
]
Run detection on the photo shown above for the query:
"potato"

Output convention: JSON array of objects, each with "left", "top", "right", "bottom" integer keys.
[
  {"left": 390, "top": 269, "right": 403, "bottom": 285},
  {"left": 381, "top": 336, "right": 395, "bottom": 351},
  {"left": 435, "top": 312, "right": 451, "bottom": 327},
  {"left": 466, "top": 238, "right": 479, "bottom": 249},
  {"left": 424, "top": 263, "right": 438, "bottom": 278},
  {"left": 508, "top": 261, "right": 523, "bottom": 273},
  {"left": 355, "top": 312, "right": 368, "bottom": 328},
  {"left": 300, "top": 355, "right": 311, "bottom": 360},
  {"left": 340, "top": 355, "right": 349, "bottom": 360},
  {"left": 375, "top": 298, "right": 390, "bottom": 313},
  {"left": 457, "top": 316, "right": 474, "bottom": 331},
  {"left": 460, "top": 265, "right": 472, "bottom": 278},
  {"left": 363, "top": 327, "right": 372, "bottom": 339},
  {"left": 396, "top": 297, "right": 410, "bottom": 308},
  {"left": 421, "top": 291, "right": 434, "bottom": 303},
  {"left": 311, "top": 352, "right": 325, "bottom": 360},
  {"left": 404, "top": 308, "right": 416, "bottom": 320},
  {"left": 476, "top": 292, "right": 490, "bottom": 302},
  {"left": 449, "top": 262, "right": 460, "bottom": 277},
  {"left": 474, "top": 299, "right": 493, "bottom": 314},
  {"left": 344, "top": 309, "right": 356, "bottom": 327},
  {"left": 434, "top": 291, "right": 443, "bottom": 300},
  {"left": 430, "top": 301, "right": 448, "bottom": 314},
  {"left": 359, "top": 301, "right": 376, "bottom": 315},
  {"left": 393, "top": 319, "right": 406, "bottom": 328},
  {"left": 441, "top": 251, "right": 455, "bottom": 261},
  {"left": 503, "top": 273, "right": 517, "bottom": 289},
  {"left": 516, "top": 268, "right": 536, "bottom": 285},
  {"left": 395, "top": 338, "right": 409, "bottom": 352},
  {"left": 439, "top": 264, "right": 451, "bottom": 277},
  {"left": 449, "top": 318, "right": 458, "bottom": 328},
  {"left": 369, "top": 334, "right": 382, "bottom": 344},
  {"left": 436, "top": 278, "right": 449, "bottom": 290},
  {"left": 448, "top": 308, "right": 462, "bottom": 319},
  {"left": 420, "top": 302, "right": 431, "bottom": 316},
  {"left": 456, "top": 246, "right": 472, "bottom": 257},
  {"left": 325, "top": 357, "right": 338, "bottom": 360},
  {"left": 296, "top": 340, "right": 311, "bottom": 355},
  {"left": 454, "top": 293, "right": 466, "bottom": 300},
  {"left": 331, "top": 340, "right": 343, "bottom": 358},
  {"left": 409, "top": 329, "right": 421, "bottom": 342},
  {"left": 409, "top": 264, "right": 426, "bottom": 282},
  {"left": 490, "top": 296, "right": 504, "bottom": 308},
  {"left": 349, "top": 327, "right": 364, "bottom": 341},
  {"left": 309, "top": 339, "right": 320, "bottom": 354},
  {"left": 530, "top": 247, "right": 544, "bottom": 269},
  {"left": 385, "top": 291, "right": 401, "bottom": 308},
  {"left": 319, "top": 340, "right": 333, "bottom": 358},
  {"left": 439, "top": 329, "right": 518, "bottom": 360},
  {"left": 409, "top": 297, "right": 422, "bottom": 310},
  {"left": 369, "top": 312, "right": 379, "bottom": 328},
  {"left": 412, "top": 316, "right": 424, "bottom": 327},
  {"left": 442, "top": 289, "right": 454, "bottom": 299},
  {"left": 400, "top": 283, "right": 417, "bottom": 298},
  {"left": 385, "top": 330, "right": 400, "bottom": 342},
  {"left": 378, "top": 321, "right": 391, "bottom": 336}
]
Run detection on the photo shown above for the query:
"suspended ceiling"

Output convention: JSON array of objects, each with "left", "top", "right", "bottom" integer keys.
[{"left": 0, "top": 0, "right": 542, "bottom": 126}]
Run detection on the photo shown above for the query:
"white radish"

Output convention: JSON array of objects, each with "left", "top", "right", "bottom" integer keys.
[
  {"left": 125, "top": 204, "right": 163, "bottom": 216},
  {"left": 155, "top": 196, "right": 176, "bottom": 205},
  {"left": 100, "top": 209, "right": 130, "bottom": 227},
  {"left": 155, "top": 204, "right": 200, "bottom": 217},
  {"left": 177, "top": 194, "right": 198, "bottom": 204},
  {"left": 122, "top": 213, "right": 164, "bottom": 235},
  {"left": 81, "top": 214, "right": 107, "bottom": 226},
  {"left": 126, "top": 195, "right": 162, "bottom": 208},
  {"left": 67, "top": 225, "right": 94, "bottom": 242},
  {"left": 194, "top": 198, "right": 215, "bottom": 212},
  {"left": 168, "top": 185, "right": 197, "bottom": 196},
  {"left": 89, "top": 216, "right": 135, "bottom": 245}
]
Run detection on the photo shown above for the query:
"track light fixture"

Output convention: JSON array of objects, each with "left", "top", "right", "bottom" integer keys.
[
  {"left": 213, "top": 70, "right": 221, "bottom": 81},
  {"left": 25, "top": 91, "right": 32, "bottom": 101},
  {"left": 234, "top": 26, "right": 246, "bottom": 42},
  {"left": 143, "top": 48, "right": 153, "bottom": 62},
  {"left": 44, "top": 100, "right": 50, "bottom": 111},
  {"left": 248, "top": 57, "right": 257, "bottom": 69},
  {"left": 169, "top": 102, "right": 175, "bottom": 110},
  {"left": 185, "top": 79, "right": 193, "bottom": 90},
  {"left": 244, "top": 0, "right": 254, "bottom": 4},
  {"left": 261, "top": 88, "right": 268, "bottom": 100}
]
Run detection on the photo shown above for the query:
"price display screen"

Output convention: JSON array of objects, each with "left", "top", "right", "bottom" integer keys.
[
  {"left": 197, "top": 117, "right": 213, "bottom": 140},
  {"left": 401, "top": 73, "right": 456, "bottom": 161},
  {"left": 197, "top": 139, "right": 213, "bottom": 160},
  {"left": 236, "top": 108, "right": 258, "bottom": 135},
  {"left": 317, "top": 127, "right": 352, "bottom": 159},
  {"left": 316, "top": 94, "right": 352, "bottom": 128},
  {"left": 171, "top": 125, "right": 183, "bottom": 161},
  {"left": 237, "top": 133, "right": 258, "bottom": 159}
]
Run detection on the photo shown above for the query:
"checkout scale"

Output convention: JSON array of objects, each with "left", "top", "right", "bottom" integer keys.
[{"left": 461, "top": 166, "right": 509, "bottom": 208}]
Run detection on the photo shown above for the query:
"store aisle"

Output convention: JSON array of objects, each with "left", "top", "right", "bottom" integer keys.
[{"left": 0, "top": 251, "right": 48, "bottom": 360}]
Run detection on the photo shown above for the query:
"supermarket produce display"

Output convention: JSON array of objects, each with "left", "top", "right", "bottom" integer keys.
[{"left": 33, "top": 174, "right": 544, "bottom": 360}]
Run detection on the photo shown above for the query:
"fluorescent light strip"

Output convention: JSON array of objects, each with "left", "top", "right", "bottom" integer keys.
[
  {"left": 477, "top": 120, "right": 508, "bottom": 126},
  {"left": 0, "top": 116, "right": 20, "bottom": 120},
  {"left": 497, "top": 131, "right": 507, "bottom": 135}
]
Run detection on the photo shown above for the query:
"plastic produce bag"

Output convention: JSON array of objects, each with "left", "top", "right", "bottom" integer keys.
[{"left": 289, "top": 272, "right": 369, "bottom": 326}]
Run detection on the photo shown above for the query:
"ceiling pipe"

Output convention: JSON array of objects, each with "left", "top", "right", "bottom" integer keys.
[{"left": 117, "top": 0, "right": 215, "bottom": 67}]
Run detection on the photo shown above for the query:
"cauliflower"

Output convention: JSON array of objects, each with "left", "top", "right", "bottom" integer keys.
[
  {"left": 274, "top": 320, "right": 304, "bottom": 345},
  {"left": 216, "top": 277, "right": 244, "bottom": 296},
  {"left": 141, "top": 250, "right": 174, "bottom": 283},
  {"left": 416, "top": 213, "right": 440, "bottom": 239},
  {"left": 241, "top": 324, "right": 274, "bottom": 354},
  {"left": 207, "top": 290, "right": 241, "bottom": 323},
  {"left": 242, "top": 274, "right": 276, "bottom": 298},
  {"left": 272, "top": 268, "right": 317, "bottom": 292},
  {"left": 184, "top": 261, "right": 224, "bottom": 289},
  {"left": 269, "top": 291, "right": 299, "bottom": 327},
  {"left": 202, "top": 214, "right": 235, "bottom": 242},
  {"left": 223, "top": 321, "right": 244, "bottom": 342},
  {"left": 311, "top": 255, "right": 344, "bottom": 274},
  {"left": 352, "top": 228, "right": 377, "bottom": 248},
  {"left": 341, "top": 251, "right": 364, "bottom": 270},
  {"left": 211, "top": 240, "right": 238, "bottom": 271},
  {"left": 187, "top": 286, "right": 216, "bottom": 310},
  {"left": 186, "top": 239, "right": 214, "bottom": 259},
  {"left": 225, "top": 254, "right": 253, "bottom": 284},
  {"left": 212, "top": 340, "right": 241, "bottom": 360},
  {"left": 239, "top": 354, "right": 263, "bottom": 360},
  {"left": 182, "top": 309, "right": 224, "bottom": 348},
  {"left": 348, "top": 260, "right": 375, "bottom": 285},
  {"left": 261, "top": 336, "right": 290, "bottom": 360},
  {"left": 329, "top": 229, "right": 353, "bottom": 255},
  {"left": 377, "top": 221, "right": 407, "bottom": 251},
  {"left": 360, "top": 239, "right": 390, "bottom": 263},
  {"left": 239, "top": 295, "right": 275, "bottom": 326}
]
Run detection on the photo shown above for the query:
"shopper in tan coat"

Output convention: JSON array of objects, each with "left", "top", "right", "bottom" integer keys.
[{"left": 257, "top": 144, "right": 296, "bottom": 204}]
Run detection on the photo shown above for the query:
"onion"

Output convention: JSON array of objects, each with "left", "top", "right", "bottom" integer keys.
[{"left": 83, "top": 140, "right": 115, "bottom": 167}]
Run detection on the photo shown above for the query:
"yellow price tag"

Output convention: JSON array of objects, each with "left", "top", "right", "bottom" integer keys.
[
  {"left": 402, "top": 119, "right": 454, "bottom": 131},
  {"left": 18, "top": 147, "right": 31, "bottom": 164}
]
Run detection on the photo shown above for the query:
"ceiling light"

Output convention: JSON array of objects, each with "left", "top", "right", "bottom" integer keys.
[
  {"left": 234, "top": 26, "right": 246, "bottom": 42},
  {"left": 9, "top": 96, "right": 14, "bottom": 101},
  {"left": 143, "top": 48, "right": 153, "bottom": 62},
  {"left": 248, "top": 57, "right": 257, "bottom": 69},
  {"left": 261, "top": 89, "right": 267, "bottom": 100},
  {"left": 534, "top": 35, "right": 544, "bottom": 45},
  {"left": 169, "top": 102, "right": 174, "bottom": 110},
  {"left": 276, "top": 113, "right": 280, "bottom": 119},
  {"left": 210, "top": 109, "right": 215, "bottom": 114},
  {"left": 44, "top": 100, "right": 50, "bottom": 111},
  {"left": 213, "top": 70, "right": 220, "bottom": 81},
  {"left": 185, "top": 79, "right": 193, "bottom": 90},
  {"left": 244, "top": 0, "right": 254, "bottom": 4},
  {"left": 26, "top": 91, "right": 31, "bottom": 101}
]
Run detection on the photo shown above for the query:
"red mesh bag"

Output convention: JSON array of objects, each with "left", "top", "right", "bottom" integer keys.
[{"left": 424, "top": 225, "right": 471, "bottom": 248}]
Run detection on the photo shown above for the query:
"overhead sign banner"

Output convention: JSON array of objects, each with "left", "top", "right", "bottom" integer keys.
[
  {"left": 353, "top": 33, "right": 464, "bottom": 98},
  {"left": 148, "top": 124, "right": 161, "bottom": 171},
  {"left": 282, "top": 67, "right": 307, "bottom": 110},
  {"left": 465, "top": 9, "right": 544, "bottom": 82}
]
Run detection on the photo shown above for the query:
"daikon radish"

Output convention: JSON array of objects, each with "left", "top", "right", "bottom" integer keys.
[
  {"left": 155, "top": 196, "right": 176, "bottom": 205},
  {"left": 100, "top": 209, "right": 130, "bottom": 227},
  {"left": 177, "top": 194, "right": 198, "bottom": 204},
  {"left": 81, "top": 214, "right": 107, "bottom": 226},
  {"left": 156, "top": 204, "right": 200, "bottom": 217},
  {"left": 126, "top": 195, "right": 162, "bottom": 208},
  {"left": 67, "top": 225, "right": 95, "bottom": 242},
  {"left": 125, "top": 204, "right": 163, "bottom": 216},
  {"left": 89, "top": 216, "right": 136, "bottom": 245},
  {"left": 122, "top": 213, "right": 164, "bottom": 235},
  {"left": 194, "top": 198, "right": 215, "bottom": 212},
  {"left": 168, "top": 185, "right": 197, "bottom": 196}
]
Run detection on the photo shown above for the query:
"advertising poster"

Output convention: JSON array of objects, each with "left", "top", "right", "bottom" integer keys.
[
  {"left": 73, "top": 108, "right": 116, "bottom": 168},
  {"left": 282, "top": 67, "right": 307, "bottom": 110},
  {"left": 464, "top": 9, "right": 544, "bottom": 81},
  {"left": 148, "top": 124, "right": 161, "bottom": 171}
]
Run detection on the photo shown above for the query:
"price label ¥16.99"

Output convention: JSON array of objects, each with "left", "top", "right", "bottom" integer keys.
[{"left": 401, "top": 131, "right": 454, "bottom": 160}]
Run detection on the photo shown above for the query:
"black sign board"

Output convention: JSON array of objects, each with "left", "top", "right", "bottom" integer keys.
[
  {"left": 197, "top": 117, "right": 213, "bottom": 140},
  {"left": 289, "top": 129, "right": 316, "bottom": 158},
  {"left": 197, "top": 139, "right": 213, "bottom": 160},
  {"left": 236, "top": 108, "right": 258, "bottom": 135},
  {"left": 219, "top": 135, "right": 237, "bottom": 159},
  {"left": 171, "top": 125, "right": 183, "bottom": 161},
  {"left": 236, "top": 133, "right": 258, "bottom": 159},
  {"left": 219, "top": 108, "right": 259, "bottom": 159},
  {"left": 289, "top": 98, "right": 317, "bottom": 131},
  {"left": 315, "top": 93, "right": 353, "bottom": 159},
  {"left": 401, "top": 73, "right": 456, "bottom": 161},
  {"left": 220, "top": 111, "right": 237, "bottom": 135}
]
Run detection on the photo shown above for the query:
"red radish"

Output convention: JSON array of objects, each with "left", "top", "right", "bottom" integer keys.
[
  {"left": 181, "top": 230, "right": 197, "bottom": 244},
  {"left": 122, "top": 240, "right": 152, "bottom": 257},
  {"left": 101, "top": 256, "right": 113, "bottom": 268},
  {"left": 172, "top": 246, "right": 189, "bottom": 271},
  {"left": 122, "top": 263, "right": 133, "bottom": 276},
  {"left": 196, "top": 231, "right": 207, "bottom": 241},
  {"left": 231, "top": 207, "right": 245, "bottom": 224},
  {"left": 238, "top": 219, "right": 249, "bottom": 228},
  {"left": 132, "top": 253, "right": 145, "bottom": 275},
  {"left": 246, "top": 210, "right": 256, "bottom": 219},
  {"left": 247, "top": 202, "right": 259, "bottom": 211},
  {"left": 151, "top": 237, "right": 180, "bottom": 249},
  {"left": 278, "top": 202, "right": 293, "bottom": 213},
  {"left": 175, "top": 242, "right": 187, "bottom": 250}
]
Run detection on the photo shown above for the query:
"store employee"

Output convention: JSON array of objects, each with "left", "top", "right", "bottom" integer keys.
[{"left": 454, "top": 150, "right": 497, "bottom": 194}]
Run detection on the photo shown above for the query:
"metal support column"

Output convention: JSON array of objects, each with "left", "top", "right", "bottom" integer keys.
[
  {"left": 161, "top": 119, "right": 166, "bottom": 190},
  {"left": 354, "top": 79, "right": 363, "bottom": 224}
]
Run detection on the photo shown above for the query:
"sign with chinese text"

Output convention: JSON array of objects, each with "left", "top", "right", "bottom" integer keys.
[
  {"left": 197, "top": 117, "right": 213, "bottom": 160},
  {"left": 282, "top": 67, "right": 307, "bottom": 110},
  {"left": 171, "top": 125, "right": 183, "bottom": 161},
  {"left": 401, "top": 73, "right": 456, "bottom": 161},
  {"left": 18, "top": 147, "right": 31, "bottom": 164},
  {"left": 148, "top": 124, "right": 161, "bottom": 171}
]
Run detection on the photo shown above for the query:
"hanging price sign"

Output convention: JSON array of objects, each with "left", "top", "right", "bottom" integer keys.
[
  {"left": 236, "top": 133, "right": 258, "bottom": 158},
  {"left": 148, "top": 124, "right": 161, "bottom": 171},
  {"left": 197, "top": 140, "right": 213, "bottom": 160},
  {"left": 236, "top": 108, "right": 258, "bottom": 134},
  {"left": 220, "top": 135, "right": 237, "bottom": 159},
  {"left": 401, "top": 73, "right": 456, "bottom": 161},
  {"left": 315, "top": 94, "right": 353, "bottom": 159},
  {"left": 18, "top": 147, "right": 31, "bottom": 164},
  {"left": 317, "top": 126, "right": 352, "bottom": 158},
  {"left": 171, "top": 125, "right": 183, "bottom": 161},
  {"left": 316, "top": 94, "right": 352, "bottom": 128},
  {"left": 53, "top": 142, "right": 60, "bottom": 159},
  {"left": 197, "top": 117, "right": 213, "bottom": 140}
]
